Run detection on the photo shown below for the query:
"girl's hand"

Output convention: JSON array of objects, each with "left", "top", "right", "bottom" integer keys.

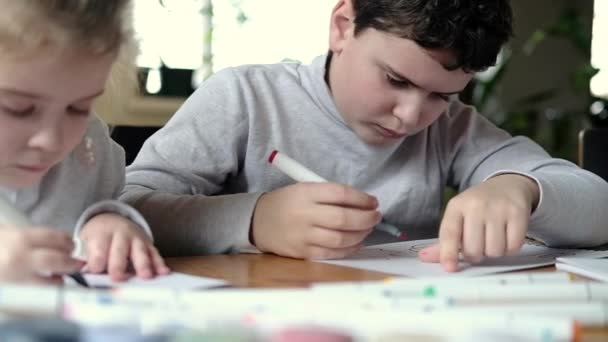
[
  {"left": 79, "top": 213, "right": 170, "bottom": 281},
  {"left": 0, "top": 227, "right": 83, "bottom": 284}
]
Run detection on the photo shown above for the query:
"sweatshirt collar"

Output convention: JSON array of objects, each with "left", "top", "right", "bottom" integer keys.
[{"left": 300, "top": 53, "right": 350, "bottom": 128}]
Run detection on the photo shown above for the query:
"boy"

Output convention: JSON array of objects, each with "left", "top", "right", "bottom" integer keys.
[{"left": 123, "top": 0, "right": 608, "bottom": 271}]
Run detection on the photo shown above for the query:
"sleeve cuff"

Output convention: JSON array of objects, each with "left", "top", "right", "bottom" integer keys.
[
  {"left": 72, "top": 200, "right": 153, "bottom": 243},
  {"left": 233, "top": 192, "right": 265, "bottom": 253},
  {"left": 483, "top": 169, "right": 545, "bottom": 217},
  {"left": 239, "top": 246, "right": 263, "bottom": 254}
]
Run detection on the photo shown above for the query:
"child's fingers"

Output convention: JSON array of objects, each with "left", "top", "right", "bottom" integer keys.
[
  {"left": 418, "top": 243, "right": 440, "bottom": 263},
  {"left": 107, "top": 234, "right": 130, "bottom": 281},
  {"left": 485, "top": 221, "right": 507, "bottom": 258},
  {"left": 24, "top": 228, "right": 73, "bottom": 252},
  {"left": 438, "top": 208, "right": 463, "bottom": 272},
  {"left": 307, "top": 226, "right": 371, "bottom": 249},
  {"left": 31, "top": 249, "right": 84, "bottom": 274},
  {"left": 85, "top": 233, "right": 112, "bottom": 274},
  {"left": 308, "top": 183, "right": 378, "bottom": 209},
  {"left": 506, "top": 215, "right": 527, "bottom": 255},
  {"left": 462, "top": 215, "right": 484, "bottom": 263},
  {"left": 148, "top": 245, "right": 170, "bottom": 275},
  {"left": 130, "top": 239, "right": 153, "bottom": 279},
  {"left": 311, "top": 205, "right": 381, "bottom": 232},
  {"left": 306, "top": 243, "right": 364, "bottom": 260},
  {"left": 29, "top": 273, "right": 64, "bottom": 286}
]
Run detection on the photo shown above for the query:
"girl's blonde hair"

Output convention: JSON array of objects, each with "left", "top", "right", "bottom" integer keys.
[{"left": 0, "top": 0, "right": 132, "bottom": 56}]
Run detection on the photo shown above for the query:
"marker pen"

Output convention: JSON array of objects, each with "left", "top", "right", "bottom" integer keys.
[
  {"left": 420, "top": 282, "right": 608, "bottom": 304},
  {"left": 251, "top": 309, "right": 578, "bottom": 342},
  {"left": 368, "top": 298, "right": 608, "bottom": 327},
  {"left": 435, "top": 302, "right": 608, "bottom": 327},
  {"left": 387, "top": 271, "right": 573, "bottom": 285},
  {"left": 310, "top": 286, "right": 608, "bottom": 327},
  {"left": 311, "top": 272, "right": 573, "bottom": 295},
  {"left": 0, "top": 284, "right": 61, "bottom": 315},
  {"left": 268, "top": 150, "right": 406, "bottom": 240},
  {"left": 316, "top": 280, "right": 608, "bottom": 306}
]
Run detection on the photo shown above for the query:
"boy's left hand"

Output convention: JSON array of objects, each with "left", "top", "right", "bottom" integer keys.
[
  {"left": 79, "top": 213, "right": 170, "bottom": 281},
  {"left": 418, "top": 174, "right": 540, "bottom": 272}
]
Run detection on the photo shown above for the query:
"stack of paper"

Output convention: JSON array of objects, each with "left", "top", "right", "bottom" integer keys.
[
  {"left": 556, "top": 257, "right": 608, "bottom": 282},
  {"left": 320, "top": 238, "right": 608, "bottom": 277}
]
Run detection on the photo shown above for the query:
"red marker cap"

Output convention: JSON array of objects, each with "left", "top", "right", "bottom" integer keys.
[{"left": 268, "top": 150, "right": 279, "bottom": 163}]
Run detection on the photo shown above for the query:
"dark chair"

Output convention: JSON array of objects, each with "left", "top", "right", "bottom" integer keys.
[
  {"left": 110, "top": 126, "right": 161, "bottom": 165},
  {"left": 578, "top": 127, "right": 608, "bottom": 181}
]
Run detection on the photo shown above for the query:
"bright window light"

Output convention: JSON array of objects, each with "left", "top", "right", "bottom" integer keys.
[
  {"left": 591, "top": 0, "right": 608, "bottom": 98},
  {"left": 133, "top": 0, "right": 334, "bottom": 72}
]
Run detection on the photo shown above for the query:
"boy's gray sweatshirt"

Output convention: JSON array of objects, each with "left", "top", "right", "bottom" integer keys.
[{"left": 123, "top": 55, "right": 608, "bottom": 256}]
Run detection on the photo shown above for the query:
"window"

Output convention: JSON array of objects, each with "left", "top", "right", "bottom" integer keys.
[
  {"left": 133, "top": 1, "right": 333, "bottom": 76},
  {"left": 591, "top": 0, "right": 608, "bottom": 98}
]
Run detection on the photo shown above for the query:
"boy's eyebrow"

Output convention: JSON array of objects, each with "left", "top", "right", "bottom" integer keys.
[
  {"left": 384, "top": 65, "right": 465, "bottom": 95},
  {"left": 0, "top": 88, "right": 105, "bottom": 101}
]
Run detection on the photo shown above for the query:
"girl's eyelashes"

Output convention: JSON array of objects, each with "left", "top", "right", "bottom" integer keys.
[
  {"left": 0, "top": 97, "right": 36, "bottom": 117},
  {"left": 0, "top": 105, "right": 91, "bottom": 117},
  {"left": 0, "top": 105, "right": 35, "bottom": 117},
  {"left": 67, "top": 105, "right": 91, "bottom": 116}
]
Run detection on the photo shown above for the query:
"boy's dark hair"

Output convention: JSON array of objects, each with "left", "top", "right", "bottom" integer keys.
[{"left": 352, "top": 0, "right": 513, "bottom": 72}]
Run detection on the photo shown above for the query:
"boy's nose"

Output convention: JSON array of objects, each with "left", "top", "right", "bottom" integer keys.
[{"left": 392, "top": 97, "right": 424, "bottom": 129}]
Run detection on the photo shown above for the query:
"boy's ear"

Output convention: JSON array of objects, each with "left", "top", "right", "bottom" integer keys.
[{"left": 329, "top": 0, "right": 355, "bottom": 54}]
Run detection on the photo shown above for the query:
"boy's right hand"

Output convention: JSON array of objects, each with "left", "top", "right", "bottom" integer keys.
[
  {"left": 251, "top": 182, "right": 381, "bottom": 259},
  {"left": 0, "top": 227, "right": 83, "bottom": 284}
]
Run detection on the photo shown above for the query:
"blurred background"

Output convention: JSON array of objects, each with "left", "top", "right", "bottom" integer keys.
[{"left": 96, "top": 0, "right": 607, "bottom": 167}]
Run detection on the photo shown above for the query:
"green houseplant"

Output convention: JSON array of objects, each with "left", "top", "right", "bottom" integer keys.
[{"left": 461, "top": 6, "right": 598, "bottom": 161}]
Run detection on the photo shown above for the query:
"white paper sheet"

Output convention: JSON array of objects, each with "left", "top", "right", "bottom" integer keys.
[
  {"left": 65, "top": 272, "right": 228, "bottom": 290},
  {"left": 319, "top": 238, "right": 608, "bottom": 277},
  {"left": 556, "top": 257, "right": 608, "bottom": 282}
]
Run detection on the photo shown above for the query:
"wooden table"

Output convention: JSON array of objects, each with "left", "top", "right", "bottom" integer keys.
[
  {"left": 167, "top": 253, "right": 390, "bottom": 288},
  {"left": 166, "top": 253, "right": 608, "bottom": 341}
]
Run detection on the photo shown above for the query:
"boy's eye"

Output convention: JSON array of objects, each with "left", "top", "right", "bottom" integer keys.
[
  {"left": 432, "top": 93, "right": 450, "bottom": 102},
  {"left": 386, "top": 74, "right": 409, "bottom": 88}
]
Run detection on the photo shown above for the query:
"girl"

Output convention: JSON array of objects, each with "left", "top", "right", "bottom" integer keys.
[{"left": 0, "top": 0, "right": 169, "bottom": 284}]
